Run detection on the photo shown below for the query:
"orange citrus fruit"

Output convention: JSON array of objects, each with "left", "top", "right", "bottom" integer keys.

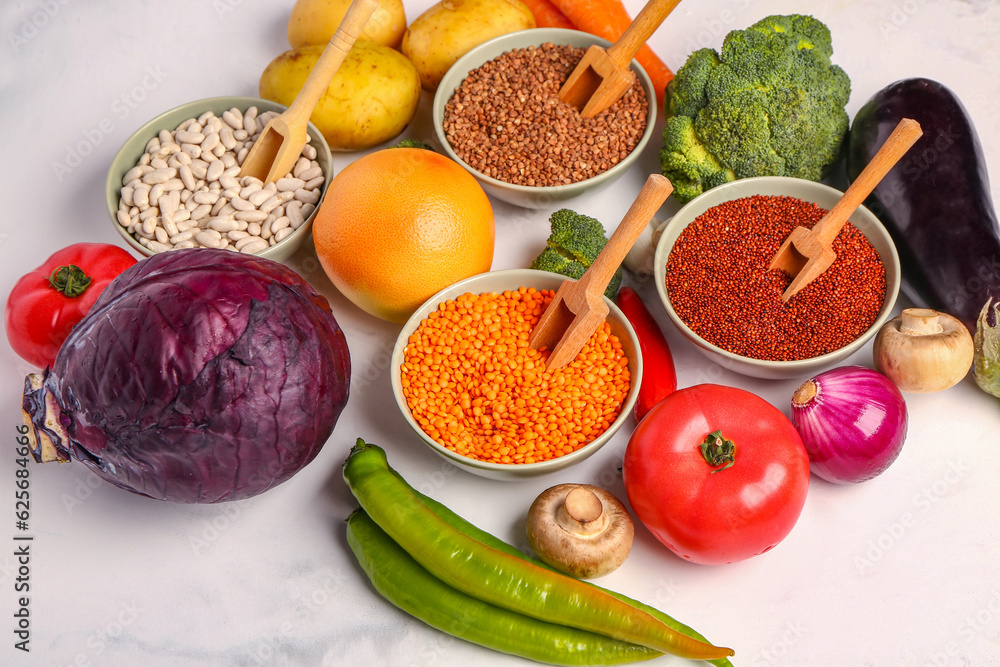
[{"left": 312, "top": 148, "right": 495, "bottom": 323}]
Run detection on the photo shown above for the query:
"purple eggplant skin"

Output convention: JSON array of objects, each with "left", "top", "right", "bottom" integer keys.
[
  {"left": 21, "top": 248, "right": 351, "bottom": 503},
  {"left": 846, "top": 77, "right": 1000, "bottom": 333}
]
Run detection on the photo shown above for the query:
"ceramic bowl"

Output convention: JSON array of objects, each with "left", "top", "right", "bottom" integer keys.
[
  {"left": 652, "top": 176, "right": 902, "bottom": 380},
  {"left": 432, "top": 28, "right": 657, "bottom": 209},
  {"left": 106, "top": 96, "right": 333, "bottom": 263},
  {"left": 390, "top": 269, "right": 642, "bottom": 480}
]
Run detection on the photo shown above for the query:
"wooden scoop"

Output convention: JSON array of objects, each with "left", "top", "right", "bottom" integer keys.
[
  {"left": 769, "top": 118, "right": 923, "bottom": 301},
  {"left": 529, "top": 174, "right": 674, "bottom": 370},
  {"left": 558, "top": 0, "right": 682, "bottom": 118},
  {"left": 239, "top": 0, "right": 377, "bottom": 184}
]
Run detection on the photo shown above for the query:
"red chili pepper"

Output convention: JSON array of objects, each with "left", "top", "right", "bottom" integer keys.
[
  {"left": 5, "top": 243, "right": 137, "bottom": 368},
  {"left": 616, "top": 286, "right": 677, "bottom": 421}
]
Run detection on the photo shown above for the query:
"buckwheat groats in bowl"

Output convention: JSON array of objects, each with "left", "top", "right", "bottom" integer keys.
[{"left": 432, "top": 29, "right": 657, "bottom": 209}]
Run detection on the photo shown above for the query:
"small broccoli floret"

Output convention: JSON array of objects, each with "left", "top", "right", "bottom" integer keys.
[
  {"left": 390, "top": 138, "right": 435, "bottom": 151},
  {"left": 530, "top": 209, "right": 622, "bottom": 299},
  {"left": 660, "top": 14, "right": 851, "bottom": 203}
]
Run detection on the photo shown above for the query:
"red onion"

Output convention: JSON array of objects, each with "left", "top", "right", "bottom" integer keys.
[{"left": 790, "top": 366, "right": 908, "bottom": 484}]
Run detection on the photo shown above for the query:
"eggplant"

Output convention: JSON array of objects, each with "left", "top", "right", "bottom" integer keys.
[{"left": 846, "top": 78, "right": 1000, "bottom": 334}]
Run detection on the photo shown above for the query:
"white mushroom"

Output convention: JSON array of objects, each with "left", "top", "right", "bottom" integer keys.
[
  {"left": 873, "top": 308, "right": 974, "bottom": 392},
  {"left": 525, "top": 483, "right": 634, "bottom": 579}
]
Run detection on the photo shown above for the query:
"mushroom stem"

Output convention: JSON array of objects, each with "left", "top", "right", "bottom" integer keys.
[
  {"left": 525, "top": 483, "right": 635, "bottom": 579},
  {"left": 556, "top": 487, "right": 609, "bottom": 537},
  {"left": 899, "top": 308, "right": 945, "bottom": 335}
]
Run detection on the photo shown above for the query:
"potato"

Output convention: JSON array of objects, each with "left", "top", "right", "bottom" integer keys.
[
  {"left": 259, "top": 40, "right": 421, "bottom": 152},
  {"left": 288, "top": 0, "right": 407, "bottom": 50},
  {"left": 402, "top": 0, "right": 536, "bottom": 92}
]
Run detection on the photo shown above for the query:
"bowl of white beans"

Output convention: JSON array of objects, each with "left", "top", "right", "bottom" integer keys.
[{"left": 106, "top": 96, "right": 333, "bottom": 263}]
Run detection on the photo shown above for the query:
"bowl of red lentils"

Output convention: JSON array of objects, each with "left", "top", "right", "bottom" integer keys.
[
  {"left": 391, "top": 268, "right": 642, "bottom": 480},
  {"left": 432, "top": 28, "right": 657, "bottom": 209},
  {"left": 653, "top": 176, "right": 902, "bottom": 380}
]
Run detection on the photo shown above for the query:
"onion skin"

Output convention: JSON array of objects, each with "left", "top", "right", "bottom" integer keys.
[{"left": 790, "top": 366, "right": 908, "bottom": 484}]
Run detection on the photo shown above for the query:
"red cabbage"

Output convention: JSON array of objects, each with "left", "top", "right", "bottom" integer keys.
[{"left": 21, "top": 248, "right": 351, "bottom": 503}]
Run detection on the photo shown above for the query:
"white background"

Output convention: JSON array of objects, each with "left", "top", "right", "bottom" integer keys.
[{"left": 2, "top": 0, "right": 1000, "bottom": 665}]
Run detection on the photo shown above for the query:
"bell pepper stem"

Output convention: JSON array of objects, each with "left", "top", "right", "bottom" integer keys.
[{"left": 47, "top": 264, "right": 92, "bottom": 298}]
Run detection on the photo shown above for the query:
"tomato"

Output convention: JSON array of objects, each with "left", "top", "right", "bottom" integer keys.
[
  {"left": 622, "top": 384, "right": 810, "bottom": 565},
  {"left": 5, "top": 243, "right": 137, "bottom": 368}
]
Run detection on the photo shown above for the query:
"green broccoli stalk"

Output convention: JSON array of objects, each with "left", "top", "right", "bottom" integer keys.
[
  {"left": 530, "top": 209, "right": 622, "bottom": 299},
  {"left": 660, "top": 14, "right": 851, "bottom": 203}
]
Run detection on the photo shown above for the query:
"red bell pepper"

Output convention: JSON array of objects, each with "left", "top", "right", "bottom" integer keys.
[
  {"left": 616, "top": 286, "right": 677, "bottom": 421},
  {"left": 5, "top": 243, "right": 137, "bottom": 368}
]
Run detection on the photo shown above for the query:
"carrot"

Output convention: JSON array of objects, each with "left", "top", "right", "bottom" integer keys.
[
  {"left": 520, "top": 0, "right": 575, "bottom": 29},
  {"left": 549, "top": 0, "right": 674, "bottom": 107}
]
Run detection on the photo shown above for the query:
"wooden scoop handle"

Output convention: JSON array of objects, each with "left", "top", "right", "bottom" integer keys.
[
  {"left": 285, "top": 0, "right": 378, "bottom": 119},
  {"left": 812, "top": 117, "right": 923, "bottom": 244},
  {"left": 607, "top": 0, "right": 682, "bottom": 68},
  {"left": 577, "top": 174, "right": 674, "bottom": 301}
]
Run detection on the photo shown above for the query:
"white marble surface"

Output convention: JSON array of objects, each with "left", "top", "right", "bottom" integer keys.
[{"left": 1, "top": 0, "right": 999, "bottom": 665}]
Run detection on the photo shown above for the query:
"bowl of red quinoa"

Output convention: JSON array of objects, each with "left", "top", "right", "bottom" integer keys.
[
  {"left": 390, "top": 268, "right": 642, "bottom": 481},
  {"left": 432, "top": 28, "right": 657, "bottom": 209},
  {"left": 652, "top": 176, "right": 902, "bottom": 380}
]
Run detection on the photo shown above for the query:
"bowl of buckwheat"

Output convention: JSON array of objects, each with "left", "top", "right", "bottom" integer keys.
[
  {"left": 106, "top": 96, "right": 332, "bottom": 263},
  {"left": 432, "top": 29, "right": 657, "bottom": 210}
]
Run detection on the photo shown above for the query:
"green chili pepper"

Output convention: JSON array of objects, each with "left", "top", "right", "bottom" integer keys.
[
  {"left": 343, "top": 438, "right": 735, "bottom": 662},
  {"left": 392, "top": 471, "right": 735, "bottom": 667},
  {"left": 347, "top": 508, "right": 662, "bottom": 665}
]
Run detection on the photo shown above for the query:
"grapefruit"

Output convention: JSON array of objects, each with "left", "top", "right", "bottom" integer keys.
[{"left": 313, "top": 148, "right": 495, "bottom": 323}]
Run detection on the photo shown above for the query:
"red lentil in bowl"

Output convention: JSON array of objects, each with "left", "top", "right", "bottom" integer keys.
[
  {"left": 390, "top": 269, "right": 642, "bottom": 480},
  {"left": 652, "top": 177, "right": 901, "bottom": 380},
  {"left": 400, "top": 287, "right": 630, "bottom": 464}
]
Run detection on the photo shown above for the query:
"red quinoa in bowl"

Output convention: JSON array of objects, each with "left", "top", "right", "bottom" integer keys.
[{"left": 664, "top": 194, "right": 887, "bottom": 361}]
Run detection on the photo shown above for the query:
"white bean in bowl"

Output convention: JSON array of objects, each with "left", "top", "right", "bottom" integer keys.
[{"left": 116, "top": 106, "right": 327, "bottom": 255}]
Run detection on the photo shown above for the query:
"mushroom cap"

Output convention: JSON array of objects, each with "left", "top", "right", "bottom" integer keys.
[
  {"left": 874, "top": 308, "right": 974, "bottom": 392},
  {"left": 525, "top": 483, "right": 634, "bottom": 579}
]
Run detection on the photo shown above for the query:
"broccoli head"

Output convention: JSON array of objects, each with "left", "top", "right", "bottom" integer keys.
[
  {"left": 660, "top": 14, "right": 851, "bottom": 203},
  {"left": 530, "top": 209, "right": 622, "bottom": 299}
]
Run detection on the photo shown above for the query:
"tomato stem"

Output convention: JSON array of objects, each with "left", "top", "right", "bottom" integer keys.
[
  {"left": 700, "top": 430, "right": 735, "bottom": 472},
  {"left": 47, "top": 265, "right": 92, "bottom": 298}
]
